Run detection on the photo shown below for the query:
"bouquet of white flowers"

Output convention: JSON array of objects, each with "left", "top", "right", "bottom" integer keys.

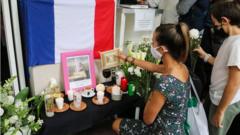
[
  {"left": 189, "top": 29, "right": 202, "bottom": 72},
  {"left": 0, "top": 77, "right": 44, "bottom": 135},
  {"left": 120, "top": 37, "right": 159, "bottom": 100}
]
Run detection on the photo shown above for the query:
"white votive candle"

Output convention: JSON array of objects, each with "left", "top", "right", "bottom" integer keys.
[
  {"left": 97, "top": 91, "right": 104, "bottom": 104},
  {"left": 112, "top": 86, "right": 120, "bottom": 95},
  {"left": 96, "top": 84, "right": 105, "bottom": 92}
]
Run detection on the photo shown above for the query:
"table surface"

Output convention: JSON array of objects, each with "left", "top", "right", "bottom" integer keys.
[{"left": 38, "top": 92, "right": 140, "bottom": 135}]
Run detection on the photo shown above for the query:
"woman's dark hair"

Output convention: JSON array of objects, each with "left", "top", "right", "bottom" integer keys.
[
  {"left": 211, "top": 0, "right": 240, "bottom": 27},
  {"left": 154, "top": 23, "right": 189, "bottom": 62}
]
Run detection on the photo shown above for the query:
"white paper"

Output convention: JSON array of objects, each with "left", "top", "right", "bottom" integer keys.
[{"left": 134, "top": 9, "right": 155, "bottom": 31}]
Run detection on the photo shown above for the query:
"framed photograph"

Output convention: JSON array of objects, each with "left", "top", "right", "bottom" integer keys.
[
  {"left": 61, "top": 50, "right": 96, "bottom": 94},
  {"left": 100, "top": 48, "right": 120, "bottom": 69}
]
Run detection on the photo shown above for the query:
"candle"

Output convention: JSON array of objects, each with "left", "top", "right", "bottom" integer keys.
[
  {"left": 121, "top": 77, "right": 128, "bottom": 92},
  {"left": 112, "top": 86, "right": 120, "bottom": 95},
  {"left": 96, "top": 84, "right": 105, "bottom": 92}
]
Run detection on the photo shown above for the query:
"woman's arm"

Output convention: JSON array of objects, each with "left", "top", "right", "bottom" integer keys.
[
  {"left": 143, "top": 90, "right": 166, "bottom": 125},
  {"left": 118, "top": 52, "right": 165, "bottom": 73}
]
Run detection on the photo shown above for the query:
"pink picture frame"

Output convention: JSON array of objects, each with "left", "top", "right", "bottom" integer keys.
[{"left": 61, "top": 50, "right": 96, "bottom": 94}]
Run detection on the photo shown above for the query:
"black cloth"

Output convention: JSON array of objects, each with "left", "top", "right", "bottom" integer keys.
[
  {"left": 38, "top": 93, "right": 140, "bottom": 135},
  {"left": 120, "top": 0, "right": 138, "bottom": 4},
  {"left": 179, "top": 0, "right": 210, "bottom": 30}
]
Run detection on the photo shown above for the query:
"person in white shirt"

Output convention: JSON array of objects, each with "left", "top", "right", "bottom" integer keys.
[{"left": 194, "top": 0, "right": 240, "bottom": 135}]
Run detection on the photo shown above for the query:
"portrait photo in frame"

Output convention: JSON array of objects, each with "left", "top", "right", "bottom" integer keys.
[
  {"left": 61, "top": 50, "right": 96, "bottom": 94},
  {"left": 100, "top": 48, "right": 120, "bottom": 69}
]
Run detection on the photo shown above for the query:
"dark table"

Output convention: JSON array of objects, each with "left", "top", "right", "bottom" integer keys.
[{"left": 39, "top": 93, "right": 141, "bottom": 135}]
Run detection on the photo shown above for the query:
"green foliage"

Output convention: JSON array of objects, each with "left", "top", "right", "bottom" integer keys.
[
  {"left": 15, "top": 87, "right": 29, "bottom": 101},
  {"left": 0, "top": 76, "right": 44, "bottom": 134},
  {"left": 120, "top": 38, "right": 159, "bottom": 101}
]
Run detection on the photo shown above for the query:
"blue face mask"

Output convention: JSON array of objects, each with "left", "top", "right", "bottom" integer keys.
[{"left": 150, "top": 46, "right": 162, "bottom": 60}]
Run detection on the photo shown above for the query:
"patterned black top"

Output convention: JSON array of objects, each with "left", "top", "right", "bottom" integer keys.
[{"left": 120, "top": 75, "right": 190, "bottom": 135}]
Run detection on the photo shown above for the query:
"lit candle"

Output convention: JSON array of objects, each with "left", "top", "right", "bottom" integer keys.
[{"left": 121, "top": 77, "right": 128, "bottom": 92}]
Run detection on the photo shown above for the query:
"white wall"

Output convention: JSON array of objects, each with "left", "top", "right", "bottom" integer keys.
[{"left": 115, "top": 8, "right": 161, "bottom": 53}]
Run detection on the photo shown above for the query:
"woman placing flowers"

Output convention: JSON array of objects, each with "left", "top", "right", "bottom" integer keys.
[{"left": 112, "top": 23, "right": 190, "bottom": 135}]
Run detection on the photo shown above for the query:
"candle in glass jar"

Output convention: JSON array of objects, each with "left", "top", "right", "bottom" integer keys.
[
  {"left": 112, "top": 86, "right": 121, "bottom": 95},
  {"left": 121, "top": 77, "right": 128, "bottom": 92}
]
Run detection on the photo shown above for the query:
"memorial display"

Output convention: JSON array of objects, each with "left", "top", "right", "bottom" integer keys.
[{"left": 61, "top": 50, "right": 96, "bottom": 94}]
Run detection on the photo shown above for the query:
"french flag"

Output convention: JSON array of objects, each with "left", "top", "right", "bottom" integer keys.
[{"left": 19, "top": 0, "right": 115, "bottom": 67}]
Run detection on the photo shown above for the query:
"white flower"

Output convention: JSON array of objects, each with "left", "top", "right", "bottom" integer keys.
[
  {"left": 5, "top": 129, "right": 22, "bottom": 135},
  {"left": 4, "top": 127, "right": 16, "bottom": 135},
  {"left": 140, "top": 52, "right": 147, "bottom": 60},
  {"left": 37, "top": 119, "right": 44, "bottom": 125},
  {"left": 16, "top": 130, "right": 23, "bottom": 135},
  {"left": 4, "top": 132, "right": 12, "bottom": 135},
  {"left": 6, "top": 96, "right": 14, "bottom": 105},
  {"left": 20, "top": 126, "right": 30, "bottom": 135},
  {"left": 0, "top": 106, "right": 4, "bottom": 116},
  {"left": 189, "top": 29, "right": 200, "bottom": 39},
  {"left": 136, "top": 52, "right": 141, "bottom": 59},
  {"left": 27, "top": 115, "right": 35, "bottom": 122},
  {"left": 9, "top": 115, "right": 18, "bottom": 124},
  {"left": 15, "top": 121, "right": 22, "bottom": 128},
  {"left": 134, "top": 67, "right": 142, "bottom": 77},
  {"left": 131, "top": 52, "right": 137, "bottom": 59},
  {"left": 128, "top": 67, "right": 134, "bottom": 75}
]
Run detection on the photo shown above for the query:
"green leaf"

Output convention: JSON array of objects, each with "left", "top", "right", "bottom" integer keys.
[{"left": 15, "top": 87, "right": 29, "bottom": 101}]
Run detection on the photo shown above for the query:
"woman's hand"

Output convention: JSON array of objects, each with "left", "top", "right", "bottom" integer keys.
[
  {"left": 118, "top": 52, "right": 127, "bottom": 61},
  {"left": 193, "top": 46, "right": 207, "bottom": 60}
]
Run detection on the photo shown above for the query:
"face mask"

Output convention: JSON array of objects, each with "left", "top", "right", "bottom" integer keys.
[
  {"left": 212, "top": 26, "right": 228, "bottom": 38},
  {"left": 151, "top": 46, "right": 162, "bottom": 60}
]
